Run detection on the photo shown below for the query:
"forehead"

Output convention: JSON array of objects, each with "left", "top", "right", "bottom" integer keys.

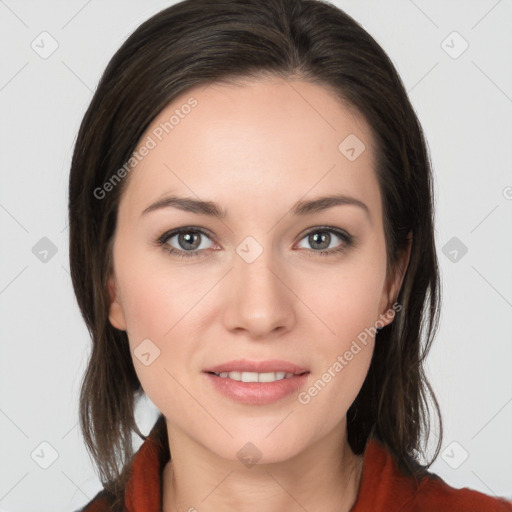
[{"left": 118, "top": 77, "right": 380, "bottom": 222}]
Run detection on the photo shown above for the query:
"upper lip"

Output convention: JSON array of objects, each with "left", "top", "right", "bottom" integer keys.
[{"left": 203, "top": 359, "right": 309, "bottom": 375}]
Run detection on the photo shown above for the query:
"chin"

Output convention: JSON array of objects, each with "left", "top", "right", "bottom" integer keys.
[{"left": 199, "top": 426, "right": 312, "bottom": 467}]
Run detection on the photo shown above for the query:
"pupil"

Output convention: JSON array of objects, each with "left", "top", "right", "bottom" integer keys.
[
  {"left": 179, "top": 232, "right": 200, "bottom": 250},
  {"left": 310, "top": 232, "right": 329, "bottom": 250}
]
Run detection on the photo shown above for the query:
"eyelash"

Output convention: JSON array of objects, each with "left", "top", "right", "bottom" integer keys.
[{"left": 154, "top": 226, "right": 355, "bottom": 259}]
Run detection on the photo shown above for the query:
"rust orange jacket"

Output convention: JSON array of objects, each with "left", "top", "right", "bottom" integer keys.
[{"left": 78, "top": 416, "right": 512, "bottom": 512}]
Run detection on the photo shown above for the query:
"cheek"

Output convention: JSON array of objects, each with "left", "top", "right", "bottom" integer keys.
[
  {"left": 299, "top": 256, "right": 387, "bottom": 346},
  {"left": 119, "top": 276, "right": 191, "bottom": 416},
  {"left": 114, "top": 251, "right": 207, "bottom": 402},
  {"left": 299, "top": 317, "right": 375, "bottom": 428},
  {"left": 122, "top": 277, "right": 173, "bottom": 340},
  {"left": 294, "top": 253, "right": 384, "bottom": 406},
  {"left": 116, "top": 245, "right": 199, "bottom": 340}
]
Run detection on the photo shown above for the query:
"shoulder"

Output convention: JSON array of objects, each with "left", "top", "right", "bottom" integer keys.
[
  {"left": 72, "top": 414, "right": 169, "bottom": 512},
  {"left": 414, "top": 472, "right": 512, "bottom": 512},
  {"left": 72, "top": 489, "right": 117, "bottom": 512},
  {"left": 354, "top": 437, "right": 512, "bottom": 512}
]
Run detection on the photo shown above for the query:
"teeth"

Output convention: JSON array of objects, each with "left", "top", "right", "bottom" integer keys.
[{"left": 216, "top": 371, "right": 295, "bottom": 382}]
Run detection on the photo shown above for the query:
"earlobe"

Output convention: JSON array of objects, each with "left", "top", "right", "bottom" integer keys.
[{"left": 107, "top": 275, "right": 127, "bottom": 331}]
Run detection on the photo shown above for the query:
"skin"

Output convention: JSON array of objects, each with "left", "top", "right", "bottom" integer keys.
[{"left": 107, "top": 77, "right": 411, "bottom": 512}]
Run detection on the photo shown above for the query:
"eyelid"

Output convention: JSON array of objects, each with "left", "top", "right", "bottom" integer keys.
[
  {"left": 294, "top": 226, "right": 354, "bottom": 252},
  {"left": 297, "top": 225, "right": 352, "bottom": 243},
  {"left": 155, "top": 226, "right": 218, "bottom": 254},
  {"left": 156, "top": 226, "right": 216, "bottom": 244}
]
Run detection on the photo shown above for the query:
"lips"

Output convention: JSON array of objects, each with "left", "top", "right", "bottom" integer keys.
[
  {"left": 204, "top": 369, "right": 310, "bottom": 405},
  {"left": 203, "top": 358, "right": 309, "bottom": 376}
]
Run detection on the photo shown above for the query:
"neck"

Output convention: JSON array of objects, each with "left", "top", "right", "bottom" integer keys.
[{"left": 162, "top": 421, "right": 364, "bottom": 512}]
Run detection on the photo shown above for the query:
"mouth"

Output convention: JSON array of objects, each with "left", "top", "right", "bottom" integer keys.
[
  {"left": 204, "top": 370, "right": 309, "bottom": 383},
  {"left": 202, "top": 358, "right": 310, "bottom": 379},
  {"left": 202, "top": 359, "right": 310, "bottom": 405}
]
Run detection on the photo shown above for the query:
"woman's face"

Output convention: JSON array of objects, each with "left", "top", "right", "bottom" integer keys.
[{"left": 107, "top": 77, "right": 408, "bottom": 464}]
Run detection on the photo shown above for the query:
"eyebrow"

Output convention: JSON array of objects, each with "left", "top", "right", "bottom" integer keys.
[{"left": 141, "top": 193, "right": 370, "bottom": 221}]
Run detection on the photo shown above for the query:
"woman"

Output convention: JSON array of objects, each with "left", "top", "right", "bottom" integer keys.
[{"left": 68, "top": 0, "right": 512, "bottom": 510}]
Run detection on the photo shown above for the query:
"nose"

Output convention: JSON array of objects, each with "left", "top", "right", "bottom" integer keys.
[{"left": 222, "top": 246, "right": 296, "bottom": 339}]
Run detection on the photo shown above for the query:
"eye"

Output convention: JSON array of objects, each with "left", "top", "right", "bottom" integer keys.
[
  {"left": 156, "top": 227, "right": 216, "bottom": 258},
  {"left": 296, "top": 227, "right": 354, "bottom": 256},
  {"left": 155, "top": 226, "right": 355, "bottom": 259}
]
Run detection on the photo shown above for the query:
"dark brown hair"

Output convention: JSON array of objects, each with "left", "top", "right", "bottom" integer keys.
[{"left": 68, "top": 0, "right": 443, "bottom": 508}]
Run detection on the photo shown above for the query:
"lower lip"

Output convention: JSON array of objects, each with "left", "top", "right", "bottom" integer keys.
[{"left": 203, "top": 372, "right": 310, "bottom": 405}]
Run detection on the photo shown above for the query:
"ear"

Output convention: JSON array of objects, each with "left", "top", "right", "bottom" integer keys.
[
  {"left": 107, "top": 274, "right": 127, "bottom": 331},
  {"left": 378, "top": 231, "right": 412, "bottom": 326}
]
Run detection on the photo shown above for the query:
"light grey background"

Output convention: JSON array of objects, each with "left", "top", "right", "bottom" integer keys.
[{"left": 1, "top": 0, "right": 511, "bottom": 510}]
